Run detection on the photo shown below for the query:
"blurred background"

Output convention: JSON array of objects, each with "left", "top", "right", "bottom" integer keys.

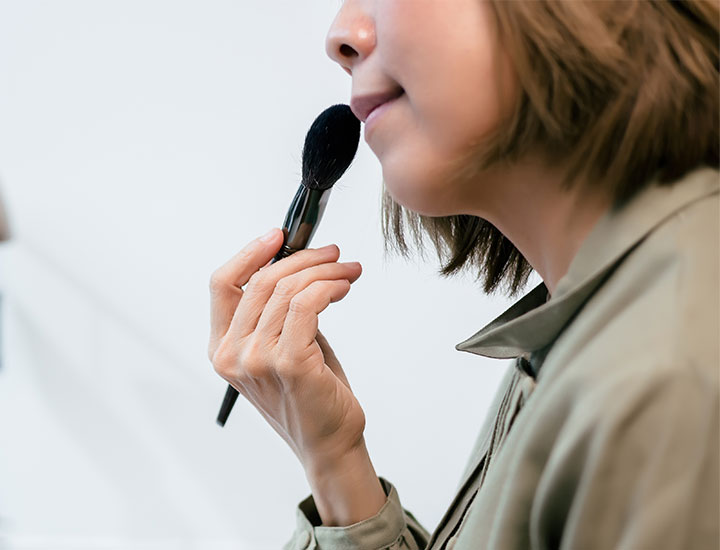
[{"left": 0, "top": 1, "right": 527, "bottom": 548}]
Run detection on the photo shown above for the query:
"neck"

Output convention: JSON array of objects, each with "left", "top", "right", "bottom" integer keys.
[{"left": 468, "top": 157, "right": 613, "bottom": 295}]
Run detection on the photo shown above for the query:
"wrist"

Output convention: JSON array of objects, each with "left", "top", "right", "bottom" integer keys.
[{"left": 304, "top": 441, "right": 387, "bottom": 527}]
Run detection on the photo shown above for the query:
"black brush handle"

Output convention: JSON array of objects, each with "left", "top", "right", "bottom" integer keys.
[
  {"left": 216, "top": 385, "right": 239, "bottom": 427},
  {"left": 215, "top": 186, "right": 332, "bottom": 427}
]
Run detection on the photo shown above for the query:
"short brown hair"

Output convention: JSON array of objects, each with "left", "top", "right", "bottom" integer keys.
[{"left": 382, "top": 0, "right": 719, "bottom": 295}]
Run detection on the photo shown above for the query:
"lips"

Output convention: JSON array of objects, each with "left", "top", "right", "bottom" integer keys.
[{"left": 350, "top": 89, "right": 404, "bottom": 123}]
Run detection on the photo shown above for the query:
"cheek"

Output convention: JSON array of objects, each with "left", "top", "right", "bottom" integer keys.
[
  {"left": 419, "top": 41, "right": 516, "bottom": 162},
  {"left": 380, "top": 74, "right": 515, "bottom": 217},
  {"left": 380, "top": 126, "right": 465, "bottom": 217},
  {"left": 374, "top": 1, "right": 518, "bottom": 217}
]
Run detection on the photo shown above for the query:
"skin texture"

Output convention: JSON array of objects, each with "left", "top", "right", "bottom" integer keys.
[
  {"left": 326, "top": 0, "right": 613, "bottom": 293},
  {"left": 211, "top": 0, "right": 616, "bottom": 528},
  {"left": 209, "top": 231, "right": 386, "bottom": 525},
  {"left": 328, "top": 0, "right": 517, "bottom": 218}
]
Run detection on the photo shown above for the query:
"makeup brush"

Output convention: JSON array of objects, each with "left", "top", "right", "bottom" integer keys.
[{"left": 216, "top": 104, "right": 361, "bottom": 427}]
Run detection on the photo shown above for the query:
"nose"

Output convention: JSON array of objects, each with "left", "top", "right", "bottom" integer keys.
[{"left": 325, "top": 0, "right": 375, "bottom": 75}]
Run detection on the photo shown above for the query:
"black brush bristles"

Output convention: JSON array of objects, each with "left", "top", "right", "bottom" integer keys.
[{"left": 301, "top": 104, "right": 360, "bottom": 191}]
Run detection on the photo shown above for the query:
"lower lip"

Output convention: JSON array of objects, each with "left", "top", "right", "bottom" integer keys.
[{"left": 364, "top": 95, "right": 402, "bottom": 136}]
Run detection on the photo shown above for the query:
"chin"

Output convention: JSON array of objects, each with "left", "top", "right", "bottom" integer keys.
[
  {"left": 383, "top": 179, "right": 455, "bottom": 217},
  {"left": 382, "top": 163, "right": 459, "bottom": 217}
]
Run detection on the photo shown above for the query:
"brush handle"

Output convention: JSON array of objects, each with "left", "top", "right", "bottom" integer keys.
[
  {"left": 216, "top": 185, "right": 332, "bottom": 427},
  {"left": 216, "top": 385, "right": 239, "bottom": 427}
]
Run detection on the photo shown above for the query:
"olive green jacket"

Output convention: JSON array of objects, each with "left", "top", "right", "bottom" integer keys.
[{"left": 284, "top": 167, "right": 720, "bottom": 550}]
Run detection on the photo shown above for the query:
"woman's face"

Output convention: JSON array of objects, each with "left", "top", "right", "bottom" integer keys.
[{"left": 326, "top": 0, "right": 517, "bottom": 216}]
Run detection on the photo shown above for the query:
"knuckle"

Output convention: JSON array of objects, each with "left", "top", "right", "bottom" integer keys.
[
  {"left": 274, "top": 345, "right": 313, "bottom": 381},
  {"left": 246, "top": 270, "right": 269, "bottom": 293},
  {"left": 238, "top": 247, "right": 254, "bottom": 260},
  {"left": 235, "top": 250, "right": 256, "bottom": 272},
  {"left": 288, "top": 293, "right": 312, "bottom": 315},
  {"left": 238, "top": 340, "right": 269, "bottom": 379},
  {"left": 209, "top": 270, "right": 227, "bottom": 294},
  {"left": 273, "top": 275, "right": 299, "bottom": 298},
  {"left": 207, "top": 340, "right": 217, "bottom": 363},
  {"left": 212, "top": 341, "right": 237, "bottom": 379}
]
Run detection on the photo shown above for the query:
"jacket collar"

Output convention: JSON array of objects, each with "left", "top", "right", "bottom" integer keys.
[{"left": 455, "top": 167, "right": 719, "bottom": 359}]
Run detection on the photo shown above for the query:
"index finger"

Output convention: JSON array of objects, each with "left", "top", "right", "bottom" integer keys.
[{"left": 209, "top": 228, "right": 284, "bottom": 350}]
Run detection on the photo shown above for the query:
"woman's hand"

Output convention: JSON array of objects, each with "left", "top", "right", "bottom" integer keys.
[
  {"left": 208, "top": 228, "right": 367, "bottom": 468},
  {"left": 210, "top": 228, "right": 388, "bottom": 525}
]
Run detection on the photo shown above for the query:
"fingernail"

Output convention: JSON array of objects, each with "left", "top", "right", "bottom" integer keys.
[{"left": 260, "top": 228, "right": 278, "bottom": 242}]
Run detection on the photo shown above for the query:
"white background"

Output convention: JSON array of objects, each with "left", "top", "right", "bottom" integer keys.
[{"left": 0, "top": 2, "right": 527, "bottom": 548}]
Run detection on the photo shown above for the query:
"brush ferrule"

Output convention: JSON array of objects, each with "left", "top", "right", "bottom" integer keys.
[
  {"left": 275, "top": 243, "right": 303, "bottom": 260},
  {"left": 273, "top": 184, "right": 332, "bottom": 263}
]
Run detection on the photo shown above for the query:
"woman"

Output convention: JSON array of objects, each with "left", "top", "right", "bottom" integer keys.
[{"left": 209, "top": 1, "right": 719, "bottom": 548}]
